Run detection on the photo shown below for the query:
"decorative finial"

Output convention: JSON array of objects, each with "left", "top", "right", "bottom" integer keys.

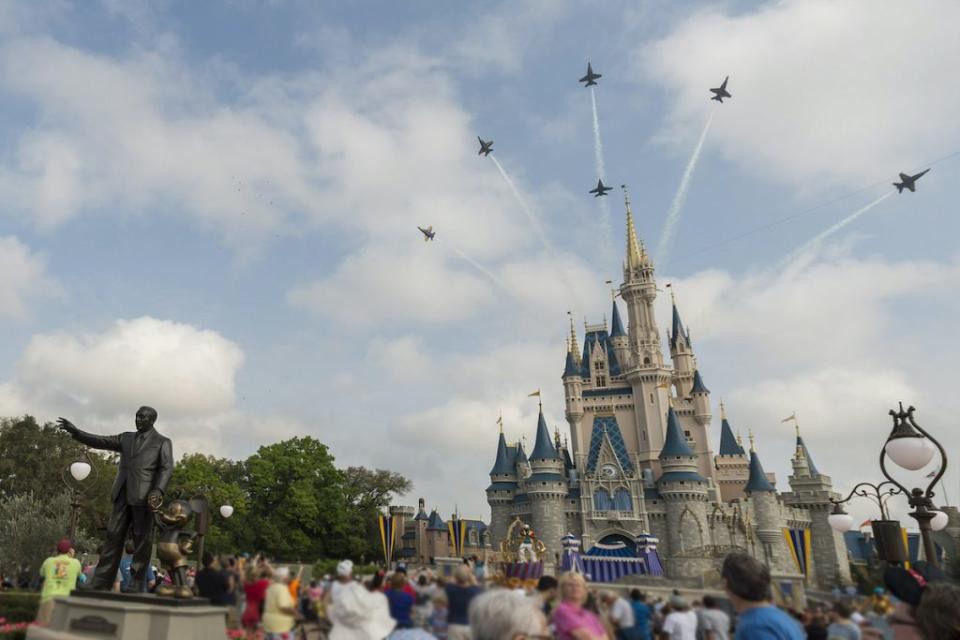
[
  {"left": 719, "top": 399, "right": 727, "bottom": 420},
  {"left": 736, "top": 430, "right": 744, "bottom": 446},
  {"left": 605, "top": 279, "right": 617, "bottom": 301},
  {"left": 497, "top": 411, "right": 503, "bottom": 434},
  {"left": 567, "top": 311, "right": 580, "bottom": 362},
  {"left": 748, "top": 429, "right": 756, "bottom": 452}
]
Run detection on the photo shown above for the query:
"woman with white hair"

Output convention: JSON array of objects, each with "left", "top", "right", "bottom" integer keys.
[
  {"left": 262, "top": 566, "right": 299, "bottom": 640},
  {"left": 469, "top": 590, "right": 549, "bottom": 640}
]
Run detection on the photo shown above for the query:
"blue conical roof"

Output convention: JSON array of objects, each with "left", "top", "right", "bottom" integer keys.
[
  {"left": 490, "top": 432, "right": 513, "bottom": 476},
  {"left": 659, "top": 407, "right": 695, "bottom": 458},
  {"left": 516, "top": 441, "right": 528, "bottom": 463},
  {"left": 427, "top": 509, "right": 446, "bottom": 530},
  {"left": 563, "top": 350, "right": 579, "bottom": 378},
  {"left": 530, "top": 408, "right": 559, "bottom": 460},
  {"left": 690, "top": 370, "right": 709, "bottom": 394},
  {"left": 797, "top": 435, "right": 819, "bottom": 476},
  {"left": 745, "top": 450, "right": 775, "bottom": 493},
  {"left": 670, "top": 302, "right": 690, "bottom": 350},
  {"left": 610, "top": 301, "right": 626, "bottom": 338},
  {"left": 718, "top": 417, "right": 745, "bottom": 456}
]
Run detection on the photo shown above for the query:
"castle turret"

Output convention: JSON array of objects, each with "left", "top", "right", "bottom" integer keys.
[
  {"left": 745, "top": 439, "right": 790, "bottom": 571},
  {"left": 714, "top": 402, "right": 750, "bottom": 502},
  {"left": 668, "top": 293, "right": 696, "bottom": 395},
  {"left": 609, "top": 300, "right": 631, "bottom": 368},
  {"left": 689, "top": 369, "right": 711, "bottom": 426},
  {"left": 527, "top": 405, "right": 567, "bottom": 565},
  {"left": 657, "top": 408, "right": 710, "bottom": 576},
  {"left": 619, "top": 188, "right": 663, "bottom": 369},
  {"left": 486, "top": 428, "right": 517, "bottom": 550},
  {"left": 563, "top": 319, "right": 585, "bottom": 448},
  {"left": 783, "top": 427, "right": 853, "bottom": 588}
]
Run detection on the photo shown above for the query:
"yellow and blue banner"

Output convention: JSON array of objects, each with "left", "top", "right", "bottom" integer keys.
[
  {"left": 448, "top": 518, "right": 468, "bottom": 557},
  {"left": 782, "top": 528, "right": 812, "bottom": 579},
  {"left": 378, "top": 514, "right": 397, "bottom": 565}
]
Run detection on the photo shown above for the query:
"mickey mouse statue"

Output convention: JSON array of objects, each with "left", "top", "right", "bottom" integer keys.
[{"left": 154, "top": 498, "right": 198, "bottom": 598}]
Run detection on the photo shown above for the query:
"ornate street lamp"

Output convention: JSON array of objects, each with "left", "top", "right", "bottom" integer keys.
[
  {"left": 219, "top": 504, "right": 234, "bottom": 518},
  {"left": 61, "top": 449, "right": 97, "bottom": 540},
  {"left": 880, "top": 403, "right": 948, "bottom": 568}
]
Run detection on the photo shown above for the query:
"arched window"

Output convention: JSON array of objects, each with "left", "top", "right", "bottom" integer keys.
[
  {"left": 613, "top": 488, "right": 633, "bottom": 512},
  {"left": 593, "top": 488, "right": 612, "bottom": 511}
]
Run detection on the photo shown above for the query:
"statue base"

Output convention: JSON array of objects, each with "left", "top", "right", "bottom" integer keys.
[{"left": 27, "top": 592, "right": 227, "bottom": 640}]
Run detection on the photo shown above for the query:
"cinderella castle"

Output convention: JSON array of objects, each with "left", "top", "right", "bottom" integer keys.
[{"left": 485, "top": 193, "right": 852, "bottom": 592}]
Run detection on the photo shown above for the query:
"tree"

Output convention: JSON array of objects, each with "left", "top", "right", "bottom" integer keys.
[
  {"left": 166, "top": 453, "right": 250, "bottom": 554},
  {"left": 0, "top": 416, "right": 116, "bottom": 536},
  {"left": 0, "top": 492, "right": 95, "bottom": 579},
  {"left": 340, "top": 467, "right": 412, "bottom": 559},
  {"left": 244, "top": 437, "right": 353, "bottom": 561}
]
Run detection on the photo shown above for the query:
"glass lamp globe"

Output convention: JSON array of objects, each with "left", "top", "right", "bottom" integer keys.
[
  {"left": 69, "top": 461, "right": 92, "bottom": 482},
  {"left": 931, "top": 510, "right": 949, "bottom": 532},
  {"left": 828, "top": 511, "right": 854, "bottom": 532},
  {"left": 885, "top": 436, "right": 935, "bottom": 471},
  {"left": 219, "top": 505, "right": 234, "bottom": 518}
]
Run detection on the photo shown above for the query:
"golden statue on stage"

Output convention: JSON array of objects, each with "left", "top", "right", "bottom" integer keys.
[{"left": 500, "top": 517, "right": 546, "bottom": 563}]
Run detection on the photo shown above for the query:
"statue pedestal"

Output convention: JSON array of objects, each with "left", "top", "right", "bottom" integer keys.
[{"left": 27, "top": 592, "right": 227, "bottom": 640}]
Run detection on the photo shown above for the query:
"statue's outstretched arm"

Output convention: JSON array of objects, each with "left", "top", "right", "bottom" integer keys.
[{"left": 57, "top": 418, "right": 122, "bottom": 452}]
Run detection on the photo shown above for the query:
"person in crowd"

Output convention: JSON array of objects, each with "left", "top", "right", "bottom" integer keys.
[
  {"left": 241, "top": 564, "right": 271, "bottom": 639},
  {"left": 915, "top": 581, "right": 960, "bottom": 639},
  {"left": 883, "top": 561, "right": 950, "bottom": 639},
  {"left": 117, "top": 538, "right": 156, "bottom": 593},
  {"left": 530, "top": 575, "right": 558, "bottom": 617},
  {"left": 386, "top": 572, "right": 416, "bottom": 629},
  {"left": 430, "top": 591, "right": 449, "bottom": 640},
  {"left": 35, "top": 539, "right": 82, "bottom": 625},
  {"left": 304, "top": 578, "right": 322, "bottom": 623},
  {"left": 553, "top": 572, "right": 608, "bottom": 640},
  {"left": 393, "top": 565, "right": 418, "bottom": 598},
  {"left": 720, "top": 552, "right": 803, "bottom": 640},
  {"left": 195, "top": 551, "right": 233, "bottom": 605},
  {"left": 329, "top": 559, "right": 354, "bottom": 605},
  {"left": 660, "top": 595, "right": 697, "bottom": 640},
  {"left": 469, "top": 589, "right": 549, "bottom": 640},
  {"left": 602, "top": 590, "right": 637, "bottom": 640},
  {"left": 804, "top": 611, "right": 828, "bottom": 640},
  {"left": 827, "top": 600, "right": 862, "bottom": 640},
  {"left": 863, "top": 598, "right": 893, "bottom": 640},
  {"left": 699, "top": 595, "right": 730, "bottom": 640},
  {"left": 445, "top": 565, "right": 481, "bottom": 640},
  {"left": 629, "top": 590, "right": 653, "bottom": 640},
  {"left": 413, "top": 573, "right": 437, "bottom": 628},
  {"left": 329, "top": 580, "right": 396, "bottom": 640},
  {"left": 262, "top": 566, "right": 298, "bottom": 640}
]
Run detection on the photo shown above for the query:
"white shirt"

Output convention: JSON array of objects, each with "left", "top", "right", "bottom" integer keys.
[
  {"left": 662, "top": 610, "right": 698, "bottom": 640},
  {"left": 609, "top": 597, "right": 636, "bottom": 629}
]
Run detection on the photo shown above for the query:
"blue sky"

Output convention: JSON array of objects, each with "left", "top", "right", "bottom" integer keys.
[{"left": 2, "top": 0, "right": 960, "bottom": 526}]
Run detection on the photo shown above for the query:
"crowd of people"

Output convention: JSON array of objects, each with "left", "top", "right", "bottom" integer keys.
[{"left": 16, "top": 538, "right": 960, "bottom": 640}]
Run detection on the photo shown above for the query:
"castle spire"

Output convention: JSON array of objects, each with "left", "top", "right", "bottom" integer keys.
[
  {"left": 623, "top": 185, "right": 648, "bottom": 270},
  {"left": 530, "top": 406, "right": 559, "bottom": 460},
  {"left": 794, "top": 424, "right": 820, "bottom": 476},
  {"left": 718, "top": 405, "right": 746, "bottom": 456},
  {"left": 745, "top": 447, "right": 776, "bottom": 493},
  {"left": 610, "top": 299, "right": 626, "bottom": 338},
  {"left": 568, "top": 313, "right": 580, "bottom": 363}
]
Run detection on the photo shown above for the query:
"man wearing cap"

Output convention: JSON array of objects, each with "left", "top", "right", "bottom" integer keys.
[
  {"left": 36, "top": 539, "right": 82, "bottom": 624},
  {"left": 661, "top": 594, "right": 697, "bottom": 640}
]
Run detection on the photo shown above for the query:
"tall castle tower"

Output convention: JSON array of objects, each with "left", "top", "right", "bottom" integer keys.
[
  {"left": 526, "top": 404, "right": 567, "bottom": 564},
  {"left": 744, "top": 439, "right": 792, "bottom": 573},
  {"left": 714, "top": 403, "right": 750, "bottom": 502}
]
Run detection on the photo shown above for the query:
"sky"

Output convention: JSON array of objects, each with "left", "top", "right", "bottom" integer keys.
[{"left": 2, "top": 0, "right": 960, "bottom": 529}]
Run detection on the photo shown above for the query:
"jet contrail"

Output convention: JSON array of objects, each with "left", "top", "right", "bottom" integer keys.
[
  {"left": 489, "top": 155, "right": 583, "bottom": 310},
  {"left": 447, "top": 242, "right": 510, "bottom": 291},
  {"left": 590, "top": 87, "right": 615, "bottom": 267},
  {"left": 780, "top": 190, "right": 895, "bottom": 272},
  {"left": 656, "top": 110, "right": 716, "bottom": 266}
]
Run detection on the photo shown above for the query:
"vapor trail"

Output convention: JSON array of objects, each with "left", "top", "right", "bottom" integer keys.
[
  {"left": 447, "top": 242, "right": 509, "bottom": 291},
  {"left": 489, "top": 155, "right": 583, "bottom": 310},
  {"left": 780, "top": 191, "right": 895, "bottom": 273},
  {"left": 655, "top": 110, "right": 716, "bottom": 265},
  {"left": 591, "top": 87, "right": 614, "bottom": 266}
]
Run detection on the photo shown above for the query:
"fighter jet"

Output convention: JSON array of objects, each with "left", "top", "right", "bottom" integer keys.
[
  {"left": 579, "top": 62, "right": 601, "bottom": 87},
  {"left": 589, "top": 179, "right": 612, "bottom": 197},
  {"left": 477, "top": 137, "right": 494, "bottom": 156},
  {"left": 710, "top": 76, "right": 731, "bottom": 103},
  {"left": 893, "top": 169, "right": 930, "bottom": 193},
  {"left": 418, "top": 225, "right": 436, "bottom": 241}
]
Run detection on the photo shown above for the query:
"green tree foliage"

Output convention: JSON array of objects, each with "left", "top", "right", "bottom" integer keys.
[
  {"left": 0, "top": 416, "right": 115, "bottom": 536},
  {"left": 0, "top": 418, "right": 411, "bottom": 564},
  {"left": 0, "top": 492, "right": 95, "bottom": 577}
]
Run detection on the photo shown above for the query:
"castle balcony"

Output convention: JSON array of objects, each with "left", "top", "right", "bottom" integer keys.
[{"left": 589, "top": 510, "right": 642, "bottom": 522}]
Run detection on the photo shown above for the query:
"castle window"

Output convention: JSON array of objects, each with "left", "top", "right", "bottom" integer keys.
[
  {"left": 593, "top": 488, "right": 613, "bottom": 511},
  {"left": 613, "top": 488, "right": 633, "bottom": 512},
  {"left": 596, "top": 375, "right": 606, "bottom": 387},
  {"left": 644, "top": 357, "right": 651, "bottom": 365}
]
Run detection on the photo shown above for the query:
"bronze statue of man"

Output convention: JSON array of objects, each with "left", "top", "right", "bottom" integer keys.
[{"left": 58, "top": 406, "right": 173, "bottom": 592}]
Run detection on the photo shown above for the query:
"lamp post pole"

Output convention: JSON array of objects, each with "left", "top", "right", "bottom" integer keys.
[
  {"left": 61, "top": 448, "right": 96, "bottom": 541},
  {"left": 880, "top": 404, "right": 948, "bottom": 569}
]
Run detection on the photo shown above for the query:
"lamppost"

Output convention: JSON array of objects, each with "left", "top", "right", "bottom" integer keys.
[
  {"left": 880, "top": 403, "right": 948, "bottom": 568},
  {"left": 828, "top": 404, "right": 949, "bottom": 568},
  {"left": 61, "top": 449, "right": 97, "bottom": 540}
]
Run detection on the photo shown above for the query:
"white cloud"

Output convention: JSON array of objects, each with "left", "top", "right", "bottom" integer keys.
[
  {"left": 643, "top": 0, "right": 960, "bottom": 189},
  {"left": 0, "top": 236, "right": 62, "bottom": 319},
  {"left": 8, "top": 316, "right": 244, "bottom": 418}
]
